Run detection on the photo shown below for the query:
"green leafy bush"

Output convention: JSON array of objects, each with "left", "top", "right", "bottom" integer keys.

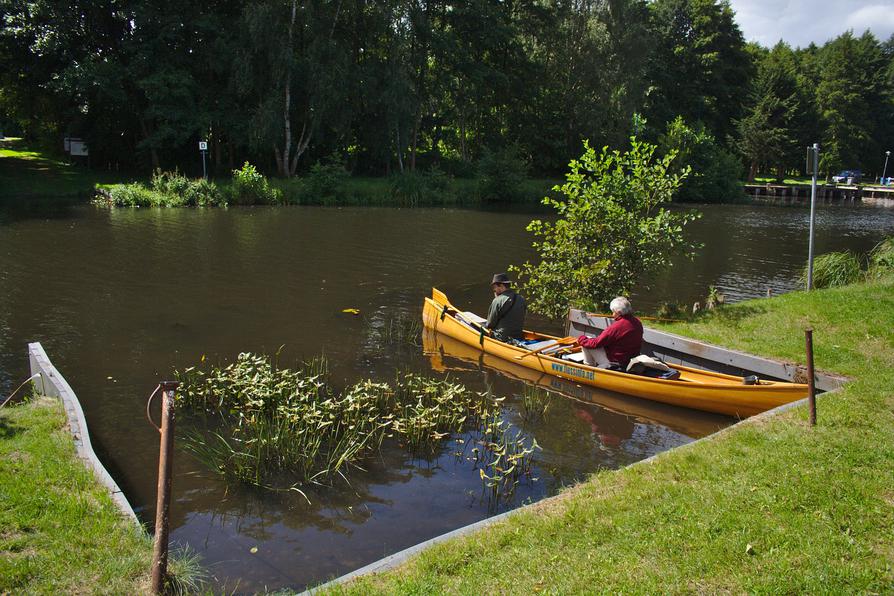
[
  {"left": 95, "top": 184, "right": 165, "bottom": 207},
  {"left": 94, "top": 170, "right": 225, "bottom": 207},
  {"left": 477, "top": 145, "right": 529, "bottom": 202},
  {"left": 803, "top": 251, "right": 862, "bottom": 289},
  {"left": 150, "top": 170, "right": 225, "bottom": 207},
  {"left": 389, "top": 167, "right": 453, "bottom": 206},
  {"left": 229, "top": 162, "right": 282, "bottom": 205},
  {"left": 305, "top": 155, "right": 349, "bottom": 204},
  {"left": 511, "top": 139, "right": 700, "bottom": 318}
]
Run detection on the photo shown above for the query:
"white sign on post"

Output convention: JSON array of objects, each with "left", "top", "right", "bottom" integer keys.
[
  {"left": 198, "top": 141, "right": 208, "bottom": 151},
  {"left": 69, "top": 140, "right": 89, "bottom": 156}
]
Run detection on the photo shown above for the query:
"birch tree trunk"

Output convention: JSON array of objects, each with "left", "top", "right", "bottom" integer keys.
[
  {"left": 395, "top": 126, "right": 404, "bottom": 173},
  {"left": 277, "top": 0, "right": 298, "bottom": 177}
]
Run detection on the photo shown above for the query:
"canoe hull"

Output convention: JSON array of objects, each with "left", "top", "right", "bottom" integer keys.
[{"left": 422, "top": 293, "right": 809, "bottom": 418}]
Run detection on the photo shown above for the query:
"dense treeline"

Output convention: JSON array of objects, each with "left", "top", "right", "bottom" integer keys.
[{"left": 1, "top": 0, "right": 893, "bottom": 193}]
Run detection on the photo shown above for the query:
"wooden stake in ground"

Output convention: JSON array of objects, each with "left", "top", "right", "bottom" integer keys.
[
  {"left": 150, "top": 381, "right": 179, "bottom": 594},
  {"left": 805, "top": 329, "right": 816, "bottom": 426}
]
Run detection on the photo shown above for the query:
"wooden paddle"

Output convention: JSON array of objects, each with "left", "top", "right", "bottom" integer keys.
[
  {"left": 432, "top": 287, "right": 457, "bottom": 310},
  {"left": 515, "top": 336, "right": 577, "bottom": 360},
  {"left": 432, "top": 287, "right": 493, "bottom": 337}
]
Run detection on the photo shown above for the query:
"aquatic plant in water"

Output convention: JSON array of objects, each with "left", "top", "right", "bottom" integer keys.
[
  {"left": 175, "top": 353, "right": 536, "bottom": 503},
  {"left": 363, "top": 312, "right": 423, "bottom": 349},
  {"left": 454, "top": 408, "right": 540, "bottom": 511},
  {"left": 518, "top": 386, "right": 552, "bottom": 423}
]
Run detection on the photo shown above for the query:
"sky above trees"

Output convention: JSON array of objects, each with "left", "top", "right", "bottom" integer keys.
[{"left": 729, "top": 0, "right": 894, "bottom": 47}]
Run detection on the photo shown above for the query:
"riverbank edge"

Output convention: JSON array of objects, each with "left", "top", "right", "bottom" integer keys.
[
  {"left": 305, "top": 394, "right": 816, "bottom": 594},
  {"left": 323, "top": 275, "right": 894, "bottom": 593},
  {"left": 28, "top": 342, "right": 140, "bottom": 525}
]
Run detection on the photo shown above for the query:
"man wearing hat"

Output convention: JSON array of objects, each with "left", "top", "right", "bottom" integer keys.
[{"left": 486, "top": 273, "right": 527, "bottom": 342}]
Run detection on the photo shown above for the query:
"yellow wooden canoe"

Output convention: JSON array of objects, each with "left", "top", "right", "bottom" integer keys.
[
  {"left": 422, "top": 288, "right": 809, "bottom": 418},
  {"left": 423, "top": 328, "right": 730, "bottom": 438}
]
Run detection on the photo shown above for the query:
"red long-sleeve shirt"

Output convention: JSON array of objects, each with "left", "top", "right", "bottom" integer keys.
[{"left": 577, "top": 315, "right": 643, "bottom": 368}]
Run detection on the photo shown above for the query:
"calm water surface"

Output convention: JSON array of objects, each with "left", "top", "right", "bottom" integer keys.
[{"left": 1, "top": 201, "right": 892, "bottom": 591}]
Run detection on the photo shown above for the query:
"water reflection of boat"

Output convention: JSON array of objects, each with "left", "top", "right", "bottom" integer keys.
[
  {"left": 423, "top": 329, "right": 729, "bottom": 439},
  {"left": 423, "top": 289, "right": 809, "bottom": 418}
]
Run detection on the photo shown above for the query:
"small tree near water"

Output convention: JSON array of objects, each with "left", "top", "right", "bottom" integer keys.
[{"left": 511, "top": 140, "right": 701, "bottom": 318}]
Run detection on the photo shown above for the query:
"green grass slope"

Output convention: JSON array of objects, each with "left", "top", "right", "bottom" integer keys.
[{"left": 0, "top": 397, "right": 153, "bottom": 593}]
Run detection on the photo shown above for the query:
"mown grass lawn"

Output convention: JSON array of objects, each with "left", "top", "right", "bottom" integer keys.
[
  {"left": 753, "top": 175, "right": 817, "bottom": 186},
  {"left": 0, "top": 138, "right": 138, "bottom": 198},
  {"left": 0, "top": 396, "right": 154, "bottom": 593},
  {"left": 329, "top": 274, "right": 894, "bottom": 593}
]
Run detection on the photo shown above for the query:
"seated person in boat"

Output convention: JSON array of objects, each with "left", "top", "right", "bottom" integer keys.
[
  {"left": 486, "top": 273, "right": 527, "bottom": 342},
  {"left": 576, "top": 297, "right": 643, "bottom": 369}
]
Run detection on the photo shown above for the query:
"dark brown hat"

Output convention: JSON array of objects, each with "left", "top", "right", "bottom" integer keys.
[{"left": 491, "top": 273, "right": 513, "bottom": 285}]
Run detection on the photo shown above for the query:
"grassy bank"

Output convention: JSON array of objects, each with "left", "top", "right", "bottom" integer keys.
[
  {"left": 0, "top": 396, "right": 153, "bottom": 592},
  {"left": 330, "top": 274, "right": 894, "bottom": 593},
  {"left": 0, "top": 138, "right": 136, "bottom": 198}
]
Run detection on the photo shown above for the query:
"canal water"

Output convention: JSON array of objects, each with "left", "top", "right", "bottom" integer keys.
[{"left": 1, "top": 201, "right": 892, "bottom": 591}]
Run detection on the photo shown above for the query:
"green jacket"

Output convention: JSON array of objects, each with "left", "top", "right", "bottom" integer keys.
[{"left": 486, "top": 290, "right": 526, "bottom": 341}]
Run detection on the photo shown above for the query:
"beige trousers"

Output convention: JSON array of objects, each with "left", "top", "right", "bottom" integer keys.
[{"left": 581, "top": 346, "right": 612, "bottom": 367}]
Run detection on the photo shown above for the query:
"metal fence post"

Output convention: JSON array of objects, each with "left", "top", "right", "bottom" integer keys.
[{"left": 151, "top": 381, "right": 179, "bottom": 594}]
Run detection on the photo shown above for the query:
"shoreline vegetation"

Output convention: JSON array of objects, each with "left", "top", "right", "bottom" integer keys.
[
  {"left": 324, "top": 272, "right": 894, "bottom": 594},
  {"left": 3, "top": 137, "right": 885, "bottom": 210},
  {"left": 2, "top": 138, "right": 559, "bottom": 207},
  {"left": 0, "top": 396, "right": 202, "bottom": 593}
]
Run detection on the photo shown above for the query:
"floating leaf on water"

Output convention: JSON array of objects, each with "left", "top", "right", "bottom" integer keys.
[
  {"left": 250, "top": 546, "right": 258, "bottom": 554},
  {"left": 342, "top": 308, "right": 361, "bottom": 315}
]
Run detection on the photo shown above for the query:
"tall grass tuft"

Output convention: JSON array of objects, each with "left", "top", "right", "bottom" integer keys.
[
  {"left": 175, "top": 353, "right": 528, "bottom": 499},
  {"left": 802, "top": 251, "right": 862, "bottom": 289},
  {"left": 166, "top": 546, "right": 208, "bottom": 595},
  {"left": 866, "top": 236, "right": 894, "bottom": 280}
]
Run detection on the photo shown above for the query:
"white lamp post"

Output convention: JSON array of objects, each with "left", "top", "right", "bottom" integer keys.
[
  {"left": 807, "top": 143, "right": 819, "bottom": 290},
  {"left": 883, "top": 150, "right": 891, "bottom": 185}
]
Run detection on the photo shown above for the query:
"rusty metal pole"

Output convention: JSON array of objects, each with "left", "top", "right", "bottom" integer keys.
[
  {"left": 151, "top": 381, "right": 179, "bottom": 594},
  {"left": 805, "top": 329, "right": 816, "bottom": 426}
]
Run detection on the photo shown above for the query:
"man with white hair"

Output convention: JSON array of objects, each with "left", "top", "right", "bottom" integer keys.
[{"left": 576, "top": 296, "right": 643, "bottom": 369}]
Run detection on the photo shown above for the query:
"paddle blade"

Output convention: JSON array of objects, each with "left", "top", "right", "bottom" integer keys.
[{"left": 431, "top": 288, "right": 453, "bottom": 308}]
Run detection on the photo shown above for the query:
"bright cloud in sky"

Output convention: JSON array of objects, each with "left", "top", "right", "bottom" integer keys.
[{"left": 727, "top": 0, "right": 894, "bottom": 48}]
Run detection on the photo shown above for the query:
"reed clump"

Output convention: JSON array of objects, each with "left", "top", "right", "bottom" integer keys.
[
  {"left": 800, "top": 236, "right": 894, "bottom": 289},
  {"left": 176, "top": 353, "right": 520, "bottom": 495},
  {"left": 867, "top": 236, "right": 894, "bottom": 279},
  {"left": 365, "top": 312, "right": 423, "bottom": 349},
  {"left": 802, "top": 250, "right": 863, "bottom": 289}
]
